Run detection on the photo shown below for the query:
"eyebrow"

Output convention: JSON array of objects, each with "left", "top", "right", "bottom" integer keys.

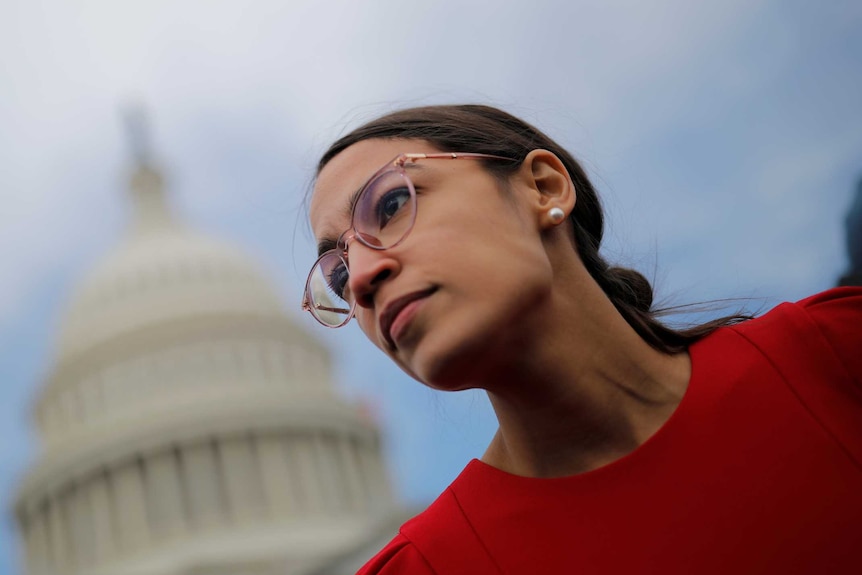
[
  {"left": 316, "top": 162, "right": 428, "bottom": 257},
  {"left": 315, "top": 184, "right": 364, "bottom": 257},
  {"left": 316, "top": 237, "right": 338, "bottom": 257},
  {"left": 342, "top": 185, "right": 364, "bottom": 221}
]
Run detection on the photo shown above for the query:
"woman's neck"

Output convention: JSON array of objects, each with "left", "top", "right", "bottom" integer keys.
[{"left": 480, "top": 275, "right": 692, "bottom": 478}]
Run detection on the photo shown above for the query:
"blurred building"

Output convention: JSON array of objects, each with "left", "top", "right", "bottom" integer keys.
[{"left": 13, "top": 130, "right": 402, "bottom": 574}]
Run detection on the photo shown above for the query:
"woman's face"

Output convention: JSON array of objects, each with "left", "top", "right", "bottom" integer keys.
[{"left": 309, "top": 138, "right": 556, "bottom": 390}]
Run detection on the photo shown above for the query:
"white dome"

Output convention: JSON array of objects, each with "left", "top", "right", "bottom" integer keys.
[
  {"left": 55, "top": 164, "right": 285, "bottom": 363},
  {"left": 16, "top": 151, "right": 397, "bottom": 575}
]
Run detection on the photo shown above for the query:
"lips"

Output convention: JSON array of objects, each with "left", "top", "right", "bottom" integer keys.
[{"left": 380, "top": 287, "right": 436, "bottom": 349}]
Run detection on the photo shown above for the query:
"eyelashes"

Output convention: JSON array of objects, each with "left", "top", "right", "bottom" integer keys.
[
  {"left": 375, "top": 186, "right": 411, "bottom": 229},
  {"left": 327, "top": 261, "right": 349, "bottom": 299}
]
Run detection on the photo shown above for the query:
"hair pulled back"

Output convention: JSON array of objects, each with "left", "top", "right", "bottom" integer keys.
[{"left": 318, "top": 104, "right": 748, "bottom": 353}]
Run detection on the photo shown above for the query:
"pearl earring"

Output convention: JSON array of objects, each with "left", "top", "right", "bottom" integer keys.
[{"left": 548, "top": 207, "right": 566, "bottom": 224}]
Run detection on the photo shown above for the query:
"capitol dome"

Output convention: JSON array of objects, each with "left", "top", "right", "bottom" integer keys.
[
  {"left": 15, "top": 149, "right": 398, "bottom": 575},
  {"left": 57, "top": 164, "right": 286, "bottom": 363}
]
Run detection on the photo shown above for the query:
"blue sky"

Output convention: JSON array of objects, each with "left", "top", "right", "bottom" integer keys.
[{"left": 2, "top": 0, "right": 861, "bottom": 572}]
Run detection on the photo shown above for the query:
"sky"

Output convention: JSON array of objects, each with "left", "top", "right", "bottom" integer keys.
[{"left": 1, "top": 0, "right": 861, "bottom": 571}]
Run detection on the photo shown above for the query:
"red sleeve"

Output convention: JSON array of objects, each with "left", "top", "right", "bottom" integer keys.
[
  {"left": 797, "top": 287, "right": 862, "bottom": 389},
  {"left": 731, "top": 287, "right": 862, "bottom": 466},
  {"left": 356, "top": 534, "right": 436, "bottom": 575}
]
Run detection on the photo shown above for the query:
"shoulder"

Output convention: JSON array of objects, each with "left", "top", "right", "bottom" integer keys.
[
  {"left": 733, "top": 286, "right": 862, "bottom": 332},
  {"left": 356, "top": 464, "right": 503, "bottom": 575},
  {"left": 355, "top": 533, "right": 436, "bottom": 575},
  {"left": 719, "top": 287, "right": 862, "bottom": 465},
  {"left": 793, "top": 286, "right": 862, "bottom": 352},
  {"left": 729, "top": 287, "right": 862, "bottom": 380},
  {"left": 354, "top": 489, "right": 464, "bottom": 575}
]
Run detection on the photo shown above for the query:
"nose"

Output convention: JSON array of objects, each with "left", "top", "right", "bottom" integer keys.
[{"left": 346, "top": 242, "right": 400, "bottom": 309}]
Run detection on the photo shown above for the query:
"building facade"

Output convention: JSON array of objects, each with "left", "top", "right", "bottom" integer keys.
[{"left": 14, "top": 149, "right": 398, "bottom": 575}]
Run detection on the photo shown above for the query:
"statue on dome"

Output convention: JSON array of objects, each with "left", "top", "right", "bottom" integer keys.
[{"left": 123, "top": 103, "right": 153, "bottom": 165}]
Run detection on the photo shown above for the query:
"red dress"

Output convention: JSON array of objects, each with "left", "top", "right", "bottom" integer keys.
[{"left": 359, "top": 288, "right": 862, "bottom": 574}]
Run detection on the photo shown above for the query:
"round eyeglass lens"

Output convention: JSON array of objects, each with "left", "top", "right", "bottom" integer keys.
[
  {"left": 307, "top": 252, "right": 352, "bottom": 327},
  {"left": 353, "top": 168, "right": 416, "bottom": 249}
]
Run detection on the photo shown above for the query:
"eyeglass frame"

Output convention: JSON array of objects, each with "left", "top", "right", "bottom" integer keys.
[{"left": 302, "top": 151, "right": 515, "bottom": 328}]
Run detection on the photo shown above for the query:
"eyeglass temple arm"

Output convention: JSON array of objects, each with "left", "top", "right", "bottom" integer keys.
[
  {"left": 400, "top": 152, "right": 513, "bottom": 162},
  {"left": 301, "top": 300, "right": 351, "bottom": 314},
  {"left": 314, "top": 303, "right": 351, "bottom": 314}
]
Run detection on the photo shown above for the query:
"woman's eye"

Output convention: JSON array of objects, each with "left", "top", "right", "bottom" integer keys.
[
  {"left": 327, "top": 263, "right": 349, "bottom": 299},
  {"left": 375, "top": 187, "right": 410, "bottom": 228}
]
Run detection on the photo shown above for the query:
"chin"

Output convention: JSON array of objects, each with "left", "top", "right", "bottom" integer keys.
[
  {"left": 390, "top": 344, "right": 464, "bottom": 392},
  {"left": 395, "top": 281, "right": 550, "bottom": 391},
  {"left": 402, "top": 313, "right": 515, "bottom": 393}
]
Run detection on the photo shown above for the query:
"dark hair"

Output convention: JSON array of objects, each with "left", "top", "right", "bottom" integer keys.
[{"left": 318, "top": 104, "right": 751, "bottom": 353}]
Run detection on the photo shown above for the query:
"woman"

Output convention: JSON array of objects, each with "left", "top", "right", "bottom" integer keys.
[{"left": 303, "top": 105, "right": 862, "bottom": 574}]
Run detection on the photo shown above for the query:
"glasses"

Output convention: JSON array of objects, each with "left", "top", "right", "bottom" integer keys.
[{"left": 302, "top": 152, "right": 513, "bottom": 327}]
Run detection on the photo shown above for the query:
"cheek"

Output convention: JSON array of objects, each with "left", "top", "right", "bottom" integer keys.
[{"left": 436, "top": 227, "right": 551, "bottom": 300}]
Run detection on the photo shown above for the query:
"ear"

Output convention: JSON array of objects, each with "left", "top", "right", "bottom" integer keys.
[{"left": 520, "top": 149, "right": 576, "bottom": 230}]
